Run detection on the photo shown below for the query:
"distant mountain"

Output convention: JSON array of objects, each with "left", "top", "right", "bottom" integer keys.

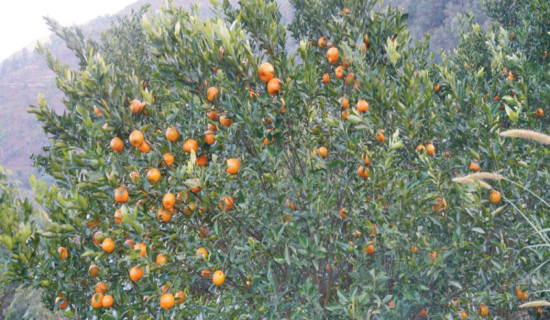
[{"left": 0, "top": 0, "right": 488, "bottom": 193}]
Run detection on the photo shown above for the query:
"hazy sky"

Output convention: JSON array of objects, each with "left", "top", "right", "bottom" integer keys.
[{"left": 0, "top": 0, "right": 136, "bottom": 62}]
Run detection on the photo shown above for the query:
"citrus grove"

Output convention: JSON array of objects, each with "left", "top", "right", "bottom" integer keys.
[{"left": 1, "top": 0, "right": 550, "bottom": 318}]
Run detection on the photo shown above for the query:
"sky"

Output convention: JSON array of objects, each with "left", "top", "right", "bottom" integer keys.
[{"left": 0, "top": 0, "right": 137, "bottom": 62}]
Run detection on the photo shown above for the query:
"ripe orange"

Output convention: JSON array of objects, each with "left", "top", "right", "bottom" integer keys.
[
  {"left": 93, "top": 231, "right": 104, "bottom": 245},
  {"left": 93, "top": 105, "right": 102, "bottom": 115},
  {"left": 58, "top": 246, "right": 68, "bottom": 260},
  {"left": 426, "top": 144, "right": 435, "bottom": 156},
  {"left": 219, "top": 114, "right": 234, "bottom": 127},
  {"left": 356, "top": 100, "right": 369, "bottom": 113},
  {"left": 89, "top": 264, "right": 99, "bottom": 277},
  {"left": 207, "top": 87, "right": 219, "bottom": 102},
  {"left": 198, "top": 226, "right": 209, "bottom": 238},
  {"left": 134, "top": 243, "right": 147, "bottom": 257},
  {"left": 361, "top": 153, "right": 371, "bottom": 165},
  {"left": 163, "top": 153, "right": 174, "bottom": 167},
  {"left": 158, "top": 207, "right": 173, "bottom": 222},
  {"left": 114, "top": 209, "right": 122, "bottom": 224},
  {"left": 102, "top": 238, "right": 115, "bottom": 253},
  {"left": 95, "top": 282, "right": 108, "bottom": 294},
  {"left": 226, "top": 158, "right": 241, "bottom": 174},
  {"left": 318, "top": 147, "right": 328, "bottom": 159},
  {"left": 489, "top": 190, "right": 501, "bottom": 204},
  {"left": 163, "top": 192, "right": 176, "bottom": 209},
  {"left": 433, "top": 198, "right": 447, "bottom": 212},
  {"left": 129, "top": 100, "right": 145, "bottom": 114},
  {"left": 410, "top": 245, "right": 418, "bottom": 254},
  {"left": 516, "top": 286, "right": 528, "bottom": 301},
  {"left": 318, "top": 37, "right": 327, "bottom": 48},
  {"left": 267, "top": 78, "right": 282, "bottom": 96},
  {"left": 219, "top": 196, "right": 234, "bottom": 211},
  {"left": 115, "top": 186, "right": 129, "bottom": 203},
  {"left": 338, "top": 96, "right": 349, "bottom": 109},
  {"left": 535, "top": 108, "right": 544, "bottom": 117},
  {"left": 342, "top": 110, "right": 350, "bottom": 119},
  {"left": 204, "top": 131, "right": 216, "bottom": 145},
  {"left": 91, "top": 293, "right": 103, "bottom": 308},
  {"left": 102, "top": 295, "right": 114, "bottom": 308},
  {"left": 263, "top": 136, "right": 274, "bottom": 146},
  {"left": 124, "top": 239, "right": 135, "bottom": 248},
  {"left": 460, "top": 311, "right": 467, "bottom": 318},
  {"left": 201, "top": 269, "right": 211, "bottom": 278},
  {"left": 183, "top": 139, "right": 199, "bottom": 153},
  {"left": 435, "top": 84, "right": 441, "bottom": 92},
  {"left": 160, "top": 293, "right": 175, "bottom": 309},
  {"left": 508, "top": 71, "right": 514, "bottom": 82},
  {"left": 129, "top": 130, "right": 144, "bottom": 148},
  {"left": 327, "top": 47, "right": 339, "bottom": 63},
  {"left": 389, "top": 300, "right": 394, "bottom": 308},
  {"left": 55, "top": 295, "right": 69, "bottom": 309},
  {"left": 479, "top": 303, "right": 489, "bottom": 317},
  {"left": 175, "top": 291, "right": 186, "bottom": 304},
  {"left": 129, "top": 171, "right": 140, "bottom": 182},
  {"left": 420, "top": 309, "right": 428, "bottom": 317},
  {"left": 110, "top": 137, "right": 124, "bottom": 153},
  {"left": 357, "top": 166, "right": 369, "bottom": 178},
  {"left": 376, "top": 130, "right": 385, "bottom": 142},
  {"left": 156, "top": 254, "right": 167, "bottom": 266},
  {"left": 345, "top": 72, "right": 354, "bottom": 85},
  {"left": 469, "top": 161, "right": 480, "bottom": 172},
  {"left": 338, "top": 208, "right": 347, "bottom": 219},
  {"left": 365, "top": 244, "right": 375, "bottom": 256},
  {"left": 212, "top": 270, "right": 226, "bottom": 286},
  {"left": 138, "top": 141, "right": 150, "bottom": 154},
  {"left": 129, "top": 266, "right": 144, "bottom": 282},
  {"left": 322, "top": 73, "right": 330, "bottom": 83},
  {"left": 165, "top": 127, "right": 180, "bottom": 142},
  {"left": 416, "top": 144, "right": 425, "bottom": 152},
  {"left": 147, "top": 168, "right": 161, "bottom": 183},
  {"left": 207, "top": 110, "right": 221, "bottom": 121},
  {"left": 335, "top": 66, "right": 345, "bottom": 79},
  {"left": 196, "top": 247, "right": 208, "bottom": 259},
  {"left": 258, "top": 62, "right": 275, "bottom": 83}
]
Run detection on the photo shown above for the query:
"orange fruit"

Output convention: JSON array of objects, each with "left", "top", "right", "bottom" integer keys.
[
  {"left": 435, "top": 84, "right": 441, "bottom": 92},
  {"left": 356, "top": 100, "right": 369, "bottom": 113},
  {"left": 147, "top": 168, "right": 161, "bottom": 183},
  {"left": 204, "top": 131, "right": 216, "bottom": 145},
  {"left": 226, "top": 158, "right": 241, "bottom": 174},
  {"left": 183, "top": 139, "right": 199, "bottom": 153},
  {"left": 318, "top": 147, "right": 328, "bottom": 159},
  {"left": 207, "top": 110, "right": 221, "bottom": 121},
  {"left": 342, "top": 7, "right": 350, "bottom": 14},
  {"left": 426, "top": 144, "right": 435, "bottom": 156},
  {"left": 410, "top": 245, "right": 418, "bottom": 254},
  {"left": 327, "top": 47, "right": 339, "bottom": 63},
  {"left": 361, "top": 153, "right": 371, "bottom": 165},
  {"left": 114, "top": 209, "right": 122, "bottom": 224},
  {"left": 318, "top": 37, "right": 327, "bottom": 48},
  {"left": 93, "top": 105, "right": 102, "bottom": 115},
  {"left": 91, "top": 293, "right": 103, "bottom": 308},
  {"left": 489, "top": 190, "right": 501, "bottom": 204},
  {"left": 129, "top": 266, "right": 144, "bottom": 282},
  {"left": 156, "top": 254, "right": 167, "bottom": 266},
  {"left": 207, "top": 87, "right": 219, "bottom": 102},
  {"left": 134, "top": 243, "right": 147, "bottom": 257},
  {"left": 212, "top": 270, "right": 226, "bottom": 286},
  {"left": 175, "top": 291, "right": 186, "bottom": 304},
  {"left": 55, "top": 295, "right": 69, "bottom": 309},
  {"left": 535, "top": 108, "right": 544, "bottom": 117},
  {"left": 102, "top": 238, "right": 115, "bottom": 253},
  {"left": 115, "top": 186, "right": 129, "bottom": 203},
  {"left": 196, "top": 247, "right": 208, "bottom": 259},
  {"left": 158, "top": 207, "right": 173, "bottom": 223},
  {"left": 420, "top": 309, "right": 428, "bottom": 317},
  {"left": 201, "top": 269, "right": 211, "bottom": 278},
  {"left": 341, "top": 110, "right": 349, "bottom": 119},
  {"left": 124, "top": 239, "right": 135, "bottom": 248},
  {"left": 160, "top": 293, "right": 175, "bottom": 309},
  {"left": 102, "top": 295, "right": 114, "bottom": 308},
  {"left": 95, "top": 282, "right": 108, "bottom": 294},
  {"left": 433, "top": 198, "right": 447, "bottom": 212},
  {"left": 508, "top": 71, "right": 514, "bottom": 82},
  {"left": 516, "top": 286, "right": 528, "bottom": 301},
  {"left": 364, "top": 34, "right": 370, "bottom": 45},
  {"left": 322, "top": 73, "right": 330, "bottom": 83},
  {"left": 198, "top": 226, "right": 209, "bottom": 238},
  {"left": 58, "top": 246, "right": 68, "bottom": 260},
  {"left": 138, "top": 141, "right": 150, "bottom": 154},
  {"left": 267, "top": 78, "right": 282, "bottom": 96},
  {"left": 219, "top": 196, "right": 234, "bottom": 211},
  {"left": 361, "top": 42, "right": 367, "bottom": 52},
  {"left": 460, "top": 311, "right": 467, "bottom": 318},
  {"left": 479, "top": 303, "right": 489, "bottom": 317},
  {"left": 89, "top": 264, "right": 99, "bottom": 277},
  {"left": 129, "top": 171, "right": 140, "bottom": 182},
  {"left": 93, "top": 231, "right": 104, "bottom": 245},
  {"left": 263, "top": 136, "right": 274, "bottom": 146},
  {"left": 389, "top": 300, "right": 394, "bottom": 308},
  {"left": 365, "top": 244, "right": 375, "bottom": 256},
  {"left": 357, "top": 166, "right": 369, "bottom": 178},
  {"left": 469, "top": 161, "right": 480, "bottom": 172},
  {"left": 338, "top": 97, "right": 349, "bottom": 109},
  {"left": 345, "top": 72, "right": 354, "bottom": 85},
  {"left": 129, "top": 130, "right": 144, "bottom": 147},
  {"left": 165, "top": 127, "right": 180, "bottom": 142},
  {"left": 338, "top": 208, "right": 347, "bottom": 219},
  {"left": 219, "top": 114, "right": 234, "bottom": 127},
  {"left": 376, "top": 130, "right": 385, "bottom": 142},
  {"left": 163, "top": 153, "right": 174, "bottom": 167},
  {"left": 258, "top": 62, "right": 275, "bottom": 83},
  {"left": 129, "top": 100, "right": 145, "bottom": 114},
  {"left": 335, "top": 66, "right": 345, "bottom": 79},
  {"left": 416, "top": 144, "right": 425, "bottom": 152},
  {"left": 110, "top": 137, "right": 124, "bottom": 153},
  {"left": 163, "top": 192, "right": 176, "bottom": 209}
]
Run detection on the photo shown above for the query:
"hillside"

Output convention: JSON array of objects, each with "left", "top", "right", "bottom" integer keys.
[{"left": 0, "top": 0, "right": 488, "bottom": 193}]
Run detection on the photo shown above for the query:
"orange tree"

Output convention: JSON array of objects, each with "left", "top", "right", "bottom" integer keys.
[{"left": 2, "top": 0, "right": 549, "bottom": 318}]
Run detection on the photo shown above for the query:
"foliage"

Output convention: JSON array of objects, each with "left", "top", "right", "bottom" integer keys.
[{"left": 0, "top": 0, "right": 549, "bottom": 319}]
